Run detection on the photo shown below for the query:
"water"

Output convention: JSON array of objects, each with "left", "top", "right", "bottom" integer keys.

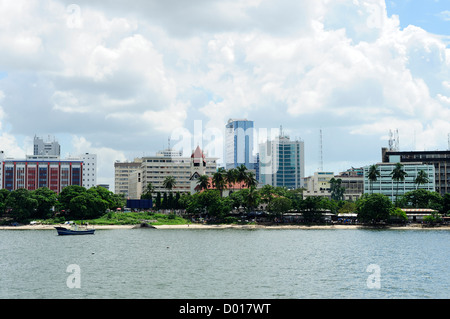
[{"left": 0, "top": 228, "right": 449, "bottom": 299}]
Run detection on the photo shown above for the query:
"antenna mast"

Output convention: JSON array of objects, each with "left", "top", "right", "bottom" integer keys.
[{"left": 319, "top": 129, "right": 323, "bottom": 172}]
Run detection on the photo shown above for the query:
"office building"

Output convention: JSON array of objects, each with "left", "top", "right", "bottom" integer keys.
[
  {"left": 225, "top": 119, "right": 256, "bottom": 171},
  {"left": 118, "top": 147, "right": 218, "bottom": 199},
  {"left": 364, "top": 156, "right": 435, "bottom": 202},
  {"left": 1, "top": 158, "right": 83, "bottom": 193},
  {"left": 382, "top": 148, "right": 450, "bottom": 195},
  {"left": 259, "top": 134, "right": 305, "bottom": 189}
]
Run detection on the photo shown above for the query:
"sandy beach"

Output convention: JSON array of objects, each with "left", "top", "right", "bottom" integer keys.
[{"left": 0, "top": 223, "right": 449, "bottom": 230}]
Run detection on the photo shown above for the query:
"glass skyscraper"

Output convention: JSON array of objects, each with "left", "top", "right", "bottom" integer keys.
[
  {"left": 225, "top": 119, "right": 256, "bottom": 171},
  {"left": 259, "top": 135, "right": 305, "bottom": 189}
]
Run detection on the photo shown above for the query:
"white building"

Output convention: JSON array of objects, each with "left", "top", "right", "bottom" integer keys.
[
  {"left": 67, "top": 153, "right": 97, "bottom": 189},
  {"left": 122, "top": 147, "right": 218, "bottom": 199}
]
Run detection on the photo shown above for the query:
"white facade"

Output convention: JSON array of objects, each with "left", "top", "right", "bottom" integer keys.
[
  {"left": 67, "top": 153, "right": 97, "bottom": 189},
  {"left": 121, "top": 148, "right": 218, "bottom": 199}
]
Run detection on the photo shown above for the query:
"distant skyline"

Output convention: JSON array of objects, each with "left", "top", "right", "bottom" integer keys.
[{"left": 0, "top": 0, "right": 449, "bottom": 189}]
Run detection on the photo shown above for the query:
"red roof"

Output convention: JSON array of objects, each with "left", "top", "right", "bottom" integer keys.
[{"left": 191, "top": 146, "right": 206, "bottom": 164}]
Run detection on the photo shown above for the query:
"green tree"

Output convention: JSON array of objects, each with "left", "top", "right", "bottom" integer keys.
[
  {"left": 162, "top": 192, "right": 168, "bottom": 209},
  {"left": 0, "top": 188, "right": 11, "bottom": 216},
  {"left": 68, "top": 191, "right": 108, "bottom": 220},
  {"left": 163, "top": 176, "right": 176, "bottom": 193},
  {"left": 196, "top": 175, "right": 210, "bottom": 192},
  {"left": 57, "top": 185, "right": 87, "bottom": 214},
  {"left": 329, "top": 178, "right": 345, "bottom": 201},
  {"left": 141, "top": 182, "right": 155, "bottom": 200},
  {"left": 389, "top": 207, "right": 408, "bottom": 224},
  {"left": 245, "top": 187, "right": 260, "bottom": 213},
  {"left": 154, "top": 192, "right": 162, "bottom": 210},
  {"left": 390, "top": 163, "right": 407, "bottom": 206},
  {"left": 300, "top": 196, "right": 327, "bottom": 223},
  {"left": 212, "top": 168, "right": 227, "bottom": 197},
  {"left": 236, "top": 164, "right": 248, "bottom": 189},
  {"left": 244, "top": 171, "right": 258, "bottom": 189},
  {"left": 414, "top": 170, "right": 429, "bottom": 189},
  {"left": 267, "top": 197, "right": 292, "bottom": 219},
  {"left": 32, "top": 187, "right": 58, "bottom": 219},
  {"left": 356, "top": 193, "right": 393, "bottom": 224},
  {"left": 225, "top": 168, "right": 237, "bottom": 187},
  {"left": 6, "top": 189, "right": 38, "bottom": 223},
  {"left": 368, "top": 164, "right": 380, "bottom": 194},
  {"left": 338, "top": 201, "right": 357, "bottom": 216}
]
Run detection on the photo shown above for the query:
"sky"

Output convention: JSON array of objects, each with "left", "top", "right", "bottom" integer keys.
[{"left": 0, "top": 0, "right": 449, "bottom": 191}]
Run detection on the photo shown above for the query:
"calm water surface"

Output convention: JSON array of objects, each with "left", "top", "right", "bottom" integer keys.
[{"left": 0, "top": 228, "right": 449, "bottom": 299}]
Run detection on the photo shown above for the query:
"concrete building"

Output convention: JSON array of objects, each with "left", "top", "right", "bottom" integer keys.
[
  {"left": 1, "top": 158, "right": 83, "bottom": 193},
  {"left": 67, "top": 153, "right": 97, "bottom": 189},
  {"left": 259, "top": 134, "right": 305, "bottom": 189},
  {"left": 114, "top": 159, "right": 143, "bottom": 197},
  {"left": 303, "top": 168, "right": 364, "bottom": 201},
  {"left": 382, "top": 148, "right": 450, "bottom": 195},
  {"left": 33, "top": 135, "right": 60, "bottom": 156},
  {"left": 120, "top": 147, "right": 218, "bottom": 199},
  {"left": 364, "top": 156, "right": 435, "bottom": 202},
  {"left": 303, "top": 171, "right": 334, "bottom": 198}
]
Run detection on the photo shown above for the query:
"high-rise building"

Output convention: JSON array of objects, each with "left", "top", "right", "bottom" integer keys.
[
  {"left": 33, "top": 135, "right": 60, "bottom": 156},
  {"left": 225, "top": 119, "right": 256, "bottom": 171},
  {"left": 259, "top": 134, "right": 305, "bottom": 189}
]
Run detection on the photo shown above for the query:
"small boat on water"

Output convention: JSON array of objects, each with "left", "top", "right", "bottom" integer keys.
[{"left": 55, "top": 224, "right": 95, "bottom": 236}]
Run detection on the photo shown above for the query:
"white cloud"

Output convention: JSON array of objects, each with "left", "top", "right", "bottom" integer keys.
[{"left": 0, "top": 0, "right": 449, "bottom": 184}]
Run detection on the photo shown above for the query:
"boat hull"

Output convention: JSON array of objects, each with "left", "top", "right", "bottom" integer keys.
[{"left": 55, "top": 226, "right": 95, "bottom": 235}]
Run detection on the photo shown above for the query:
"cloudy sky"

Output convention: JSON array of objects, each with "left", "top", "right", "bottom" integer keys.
[{"left": 0, "top": 0, "right": 449, "bottom": 190}]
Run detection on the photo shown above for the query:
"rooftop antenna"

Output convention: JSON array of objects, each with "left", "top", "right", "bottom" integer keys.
[
  {"left": 319, "top": 129, "right": 323, "bottom": 172},
  {"left": 448, "top": 133, "right": 450, "bottom": 150}
]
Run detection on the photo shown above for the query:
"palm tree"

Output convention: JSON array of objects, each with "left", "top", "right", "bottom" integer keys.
[
  {"left": 244, "top": 171, "right": 258, "bottom": 189},
  {"left": 163, "top": 176, "right": 176, "bottom": 193},
  {"left": 212, "top": 168, "right": 227, "bottom": 197},
  {"left": 414, "top": 169, "right": 429, "bottom": 190},
  {"left": 196, "top": 175, "right": 210, "bottom": 192},
  {"left": 236, "top": 164, "right": 248, "bottom": 189},
  {"left": 390, "top": 163, "right": 407, "bottom": 205},
  {"left": 368, "top": 164, "right": 380, "bottom": 194},
  {"left": 141, "top": 182, "right": 155, "bottom": 200},
  {"left": 225, "top": 168, "right": 237, "bottom": 188}
]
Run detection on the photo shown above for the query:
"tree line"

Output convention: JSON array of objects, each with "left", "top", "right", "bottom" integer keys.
[
  {"left": 0, "top": 185, "right": 126, "bottom": 224},
  {"left": 141, "top": 164, "right": 450, "bottom": 225}
]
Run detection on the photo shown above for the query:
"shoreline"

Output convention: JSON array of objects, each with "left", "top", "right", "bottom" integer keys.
[{"left": 0, "top": 223, "right": 449, "bottom": 231}]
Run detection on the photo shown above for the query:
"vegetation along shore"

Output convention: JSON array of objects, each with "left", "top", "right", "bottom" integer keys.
[{"left": 0, "top": 174, "right": 449, "bottom": 230}]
